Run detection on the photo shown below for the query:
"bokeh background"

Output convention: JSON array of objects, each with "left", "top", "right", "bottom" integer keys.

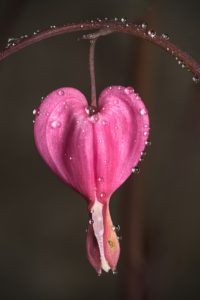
[{"left": 0, "top": 1, "right": 200, "bottom": 300}]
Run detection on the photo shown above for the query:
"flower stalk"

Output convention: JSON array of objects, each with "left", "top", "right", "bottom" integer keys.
[{"left": 0, "top": 19, "right": 200, "bottom": 82}]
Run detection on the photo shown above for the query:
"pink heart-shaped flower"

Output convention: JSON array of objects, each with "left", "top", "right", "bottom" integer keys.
[{"left": 34, "top": 86, "right": 149, "bottom": 274}]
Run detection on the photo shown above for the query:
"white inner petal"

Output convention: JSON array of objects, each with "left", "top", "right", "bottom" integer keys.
[{"left": 91, "top": 201, "right": 110, "bottom": 272}]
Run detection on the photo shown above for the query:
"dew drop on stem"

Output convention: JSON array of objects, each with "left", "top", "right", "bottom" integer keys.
[
  {"left": 148, "top": 30, "right": 156, "bottom": 38},
  {"left": 141, "top": 22, "right": 148, "bottom": 30},
  {"left": 192, "top": 75, "right": 200, "bottom": 83},
  {"left": 161, "top": 33, "right": 169, "bottom": 40}
]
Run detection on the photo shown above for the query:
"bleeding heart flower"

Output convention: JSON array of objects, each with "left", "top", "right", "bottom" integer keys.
[{"left": 33, "top": 86, "right": 149, "bottom": 275}]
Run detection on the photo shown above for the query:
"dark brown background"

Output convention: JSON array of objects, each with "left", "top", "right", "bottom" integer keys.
[{"left": 0, "top": 1, "right": 200, "bottom": 300}]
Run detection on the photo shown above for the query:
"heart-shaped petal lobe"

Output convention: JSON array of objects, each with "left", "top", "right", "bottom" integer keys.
[{"left": 34, "top": 86, "right": 149, "bottom": 273}]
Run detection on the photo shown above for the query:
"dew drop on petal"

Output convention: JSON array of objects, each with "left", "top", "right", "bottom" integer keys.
[
  {"left": 145, "top": 140, "right": 151, "bottom": 146},
  {"left": 89, "top": 219, "right": 94, "bottom": 225},
  {"left": 99, "top": 192, "right": 106, "bottom": 199},
  {"left": 32, "top": 109, "right": 37, "bottom": 115},
  {"left": 112, "top": 270, "right": 118, "bottom": 275},
  {"left": 58, "top": 90, "right": 64, "bottom": 96},
  {"left": 101, "top": 120, "right": 107, "bottom": 126},
  {"left": 124, "top": 87, "right": 134, "bottom": 94},
  {"left": 97, "top": 177, "right": 103, "bottom": 183},
  {"left": 90, "top": 114, "right": 99, "bottom": 123},
  {"left": 51, "top": 120, "right": 61, "bottom": 128},
  {"left": 143, "top": 131, "right": 148, "bottom": 136},
  {"left": 113, "top": 225, "right": 120, "bottom": 232},
  {"left": 139, "top": 108, "right": 146, "bottom": 115},
  {"left": 132, "top": 166, "right": 140, "bottom": 174}
]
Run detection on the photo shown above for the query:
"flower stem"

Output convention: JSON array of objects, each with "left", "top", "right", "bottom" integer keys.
[
  {"left": 0, "top": 20, "right": 200, "bottom": 81},
  {"left": 89, "top": 39, "right": 97, "bottom": 107}
]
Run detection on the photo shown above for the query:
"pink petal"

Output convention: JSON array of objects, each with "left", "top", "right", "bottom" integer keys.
[{"left": 34, "top": 86, "right": 149, "bottom": 273}]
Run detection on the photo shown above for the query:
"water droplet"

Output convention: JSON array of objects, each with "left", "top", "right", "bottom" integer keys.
[
  {"left": 139, "top": 108, "right": 146, "bottom": 115},
  {"left": 148, "top": 30, "right": 156, "bottom": 38},
  {"left": 132, "top": 166, "right": 140, "bottom": 174},
  {"left": 145, "top": 140, "right": 151, "bottom": 146},
  {"left": 121, "top": 17, "right": 127, "bottom": 23},
  {"left": 117, "top": 236, "right": 122, "bottom": 240},
  {"left": 32, "top": 120, "right": 35, "bottom": 124},
  {"left": 140, "top": 151, "right": 146, "bottom": 161},
  {"left": 101, "top": 120, "right": 107, "bottom": 126},
  {"left": 104, "top": 17, "right": 108, "bottom": 21},
  {"left": 192, "top": 75, "right": 200, "bottom": 83},
  {"left": 69, "top": 156, "right": 73, "bottom": 160},
  {"left": 177, "top": 60, "right": 182, "bottom": 65},
  {"left": 141, "top": 22, "right": 148, "bottom": 30},
  {"left": 114, "top": 17, "right": 118, "bottom": 21},
  {"left": 50, "top": 25, "right": 56, "bottom": 29},
  {"left": 58, "top": 90, "right": 64, "bottom": 96},
  {"left": 32, "top": 109, "right": 37, "bottom": 115},
  {"left": 80, "top": 24, "right": 84, "bottom": 28},
  {"left": 181, "top": 63, "right": 186, "bottom": 69},
  {"left": 143, "top": 131, "right": 148, "bottom": 136},
  {"left": 97, "top": 177, "right": 103, "bottom": 183},
  {"left": 113, "top": 225, "right": 120, "bottom": 232},
  {"left": 97, "top": 18, "right": 102, "bottom": 22},
  {"left": 99, "top": 192, "right": 106, "bottom": 199},
  {"left": 6, "top": 37, "right": 20, "bottom": 48},
  {"left": 51, "top": 120, "right": 61, "bottom": 128},
  {"left": 85, "top": 105, "right": 98, "bottom": 116},
  {"left": 112, "top": 270, "right": 118, "bottom": 275},
  {"left": 124, "top": 87, "right": 134, "bottom": 94},
  {"left": 125, "top": 23, "right": 129, "bottom": 27},
  {"left": 8, "top": 37, "right": 16, "bottom": 43},
  {"left": 89, "top": 219, "right": 94, "bottom": 225},
  {"left": 90, "top": 114, "right": 99, "bottom": 123},
  {"left": 161, "top": 33, "right": 169, "bottom": 40},
  {"left": 113, "top": 99, "right": 119, "bottom": 105},
  {"left": 33, "top": 29, "right": 40, "bottom": 35}
]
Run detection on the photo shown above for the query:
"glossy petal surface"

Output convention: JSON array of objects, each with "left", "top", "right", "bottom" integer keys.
[{"left": 34, "top": 86, "right": 150, "bottom": 273}]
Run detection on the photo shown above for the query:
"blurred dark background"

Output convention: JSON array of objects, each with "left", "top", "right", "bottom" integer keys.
[{"left": 0, "top": 0, "right": 200, "bottom": 300}]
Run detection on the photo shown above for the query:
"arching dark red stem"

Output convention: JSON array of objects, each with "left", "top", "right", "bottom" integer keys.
[{"left": 0, "top": 20, "right": 200, "bottom": 81}]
